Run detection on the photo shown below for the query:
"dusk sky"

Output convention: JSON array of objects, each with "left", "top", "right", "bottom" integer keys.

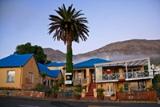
[{"left": 0, "top": 0, "right": 160, "bottom": 58}]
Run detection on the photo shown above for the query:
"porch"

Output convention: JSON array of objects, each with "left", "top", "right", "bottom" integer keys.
[{"left": 95, "top": 58, "right": 154, "bottom": 83}]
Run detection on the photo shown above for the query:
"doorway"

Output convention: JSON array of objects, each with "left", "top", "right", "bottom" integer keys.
[{"left": 90, "top": 69, "right": 95, "bottom": 83}]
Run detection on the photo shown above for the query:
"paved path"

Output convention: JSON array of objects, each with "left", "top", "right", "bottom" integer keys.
[{"left": 0, "top": 96, "right": 159, "bottom": 107}]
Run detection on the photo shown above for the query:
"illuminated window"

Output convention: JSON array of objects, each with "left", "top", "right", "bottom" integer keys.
[{"left": 7, "top": 71, "right": 15, "bottom": 82}]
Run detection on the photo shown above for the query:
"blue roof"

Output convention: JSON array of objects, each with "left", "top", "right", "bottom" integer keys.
[
  {"left": 47, "top": 62, "right": 65, "bottom": 67},
  {"left": 38, "top": 63, "right": 49, "bottom": 74},
  {"left": 38, "top": 63, "right": 61, "bottom": 78},
  {"left": 47, "top": 70, "right": 61, "bottom": 78},
  {"left": 74, "top": 58, "right": 111, "bottom": 69},
  {"left": 0, "top": 54, "right": 33, "bottom": 67}
]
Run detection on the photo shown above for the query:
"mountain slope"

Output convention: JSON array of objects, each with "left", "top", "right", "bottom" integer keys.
[
  {"left": 43, "top": 48, "right": 65, "bottom": 61},
  {"left": 43, "top": 39, "right": 160, "bottom": 64}
]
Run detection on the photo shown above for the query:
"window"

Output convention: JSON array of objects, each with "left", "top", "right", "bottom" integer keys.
[
  {"left": 124, "top": 83, "right": 129, "bottom": 91},
  {"left": 138, "top": 81, "right": 145, "bottom": 91},
  {"left": 84, "top": 70, "right": 86, "bottom": 79},
  {"left": 78, "top": 72, "right": 81, "bottom": 79},
  {"left": 28, "top": 72, "right": 34, "bottom": 83},
  {"left": 7, "top": 71, "right": 15, "bottom": 82}
]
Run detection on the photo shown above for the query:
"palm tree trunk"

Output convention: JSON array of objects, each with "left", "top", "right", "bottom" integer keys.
[{"left": 66, "top": 41, "right": 73, "bottom": 73}]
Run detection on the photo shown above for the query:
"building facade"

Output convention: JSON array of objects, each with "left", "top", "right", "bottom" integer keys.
[
  {"left": 95, "top": 58, "right": 153, "bottom": 97},
  {"left": 73, "top": 58, "right": 111, "bottom": 98},
  {"left": 0, "top": 54, "right": 40, "bottom": 90}
]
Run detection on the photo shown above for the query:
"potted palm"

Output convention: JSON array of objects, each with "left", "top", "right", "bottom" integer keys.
[
  {"left": 96, "top": 88, "right": 105, "bottom": 100},
  {"left": 51, "top": 85, "right": 59, "bottom": 98},
  {"left": 110, "top": 93, "right": 116, "bottom": 101},
  {"left": 74, "top": 85, "right": 83, "bottom": 99}
]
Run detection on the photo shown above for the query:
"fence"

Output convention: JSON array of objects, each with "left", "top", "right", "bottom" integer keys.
[{"left": 117, "top": 91, "right": 157, "bottom": 101}]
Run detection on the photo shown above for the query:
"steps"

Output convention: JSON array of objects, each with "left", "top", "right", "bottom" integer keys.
[{"left": 85, "top": 83, "right": 96, "bottom": 99}]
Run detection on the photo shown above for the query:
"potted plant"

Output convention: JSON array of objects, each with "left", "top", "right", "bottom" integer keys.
[
  {"left": 110, "top": 93, "right": 116, "bottom": 101},
  {"left": 51, "top": 85, "right": 59, "bottom": 98},
  {"left": 74, "top": 85, "right": 83, "bottom": 99},
  {"left": 96, "top": 88, "right": 105, "bottom": 100}
]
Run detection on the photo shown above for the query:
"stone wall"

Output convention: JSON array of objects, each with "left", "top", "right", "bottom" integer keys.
[{"left": 0, "top": 90, "right": 45, "bottom": 98}]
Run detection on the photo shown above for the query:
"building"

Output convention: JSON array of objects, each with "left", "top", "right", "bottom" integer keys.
[
  {"left": 47, "top": 62, "right": 65, "bottom": 76},
  {"left": 38, "top": 63, "right": 62, "bottom": 87},
  {"left": 95, "top": 58, "right": 154, "bottom": 98},
  {"left": 73, "top": 58, "right": 111, "bottom": 97},
  {"left": 0, "top": 54, "right": 40, "bottom": 90}
]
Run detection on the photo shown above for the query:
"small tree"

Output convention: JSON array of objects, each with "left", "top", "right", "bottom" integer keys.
[
  {"left": 51, "top": 84, "right": 59, "bottom": 98},
  {"left": 153, "top": 74, "right": 160, "bottom": 96},
  {"left": 96, "top": 88, "right": 104, "bottom": 100},
  {"left": 74, "top": 85, "right": 83, "bottom": 99}
]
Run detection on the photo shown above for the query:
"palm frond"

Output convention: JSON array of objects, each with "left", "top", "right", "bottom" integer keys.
[{"left": 49, "top": 4, "right": 89, "bottom": 43}]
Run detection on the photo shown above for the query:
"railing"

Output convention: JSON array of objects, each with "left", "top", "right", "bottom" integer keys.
[
  {"left": 102, "top": 73, "right": 119, "bottom": 81},
  {"left": 73, "top": 79, "right": 87, "bottom": 86},
  {"left": 126, "top": 71, "right": 152, "bottom": 79},
  {"left": 96, "top": 71, "right": 153, "bottom": 83}
]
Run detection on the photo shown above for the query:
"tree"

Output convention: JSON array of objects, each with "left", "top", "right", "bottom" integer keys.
[
  {"left": 49, "top": 4, "right": 89, "bottom": 73},
  {"left": 15, "top": 42, "right": 47, "bottom": 63},
  {"left": 153, "top": 74, "right": 160, "bottom": 96}
]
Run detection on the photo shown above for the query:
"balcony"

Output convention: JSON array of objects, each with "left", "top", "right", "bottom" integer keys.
[
  {"left": 96, "top": 73, "right": 119, "bottom": 83},
  {"left": 73, "top": 79, "right": 87, "bottom": 86},
  {"left": 126, "top": 71, "right": 153, "bottom": 81}
]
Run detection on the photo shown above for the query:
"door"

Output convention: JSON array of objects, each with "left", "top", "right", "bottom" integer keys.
[{"left": 90, "top": 69, "right": 95, "bottom": 83}]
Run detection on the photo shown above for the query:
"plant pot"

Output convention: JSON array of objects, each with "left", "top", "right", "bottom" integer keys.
[
  {"left": 110, "top": 96, "right": 116, "bottom": 101},
  {"left": 52, "top": 94, "right": 58, "bottom": 98},
  {"left": 97, "top": 95, "right": 104, "bottom": 100},
  {"left": 75, "top": 95, "right": 81, "bottom": 100}
]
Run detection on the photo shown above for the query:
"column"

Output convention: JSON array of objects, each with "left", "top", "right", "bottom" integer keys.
[
  {"left": 125, "top": 62, "right": 128, "bottom": 79},
  {"left": 95, "top": 66, "right": 102, "bottom": 82}
]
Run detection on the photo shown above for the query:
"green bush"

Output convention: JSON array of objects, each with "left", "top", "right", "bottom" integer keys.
[
  {"left": 35, "top": 84, "right": 45, "bottom": 92},
  {"left": 52, "top": 85, "right": 59, "bottom": 94},
  {"left": 74, "top": 85, "right": 83, "bottom": 96},
  {"left": 96, "top": 88, "right": 104, "bottom": 100}
]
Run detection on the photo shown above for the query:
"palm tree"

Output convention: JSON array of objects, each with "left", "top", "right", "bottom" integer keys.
[{"left": 49, "top": 4, "right": 89, "bottom": 73}]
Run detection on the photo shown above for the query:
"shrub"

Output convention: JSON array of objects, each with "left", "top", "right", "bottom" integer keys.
[
  {"left": 49, "top": 85, "right": 59, "bottom": 98},
  {"left": 35, "top": 84, "right": 45, "bottom": 92},
  {"left": 96, "top": 88, "right": 104, "bottom": 100},
  {"left": 74, "top": 85, "right": 83, "bottom": 97}
]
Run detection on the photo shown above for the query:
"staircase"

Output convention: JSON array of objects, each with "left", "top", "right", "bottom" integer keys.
[{"left": 85, "top": 83, "right": 96, "bottom": 99}]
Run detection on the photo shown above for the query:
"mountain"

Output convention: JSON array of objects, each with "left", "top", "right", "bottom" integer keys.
[
  {"left": 43, "top": 39, "right": 160, "bottom": 64},
  {"left": 43, "top": 48, "right": 65, "bottom": 61}
]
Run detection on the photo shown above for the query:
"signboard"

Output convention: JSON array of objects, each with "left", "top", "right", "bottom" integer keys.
[{"left": 65, "top": 73, "right": 72, "bottom": 85}]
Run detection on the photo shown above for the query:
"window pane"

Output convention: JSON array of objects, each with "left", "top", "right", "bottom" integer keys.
[
  {"left": 7, "top": 71, "right": 15, "bottom": 82},
  {"left": 28, "top": 72, "right": 34, "bottom": 83}
]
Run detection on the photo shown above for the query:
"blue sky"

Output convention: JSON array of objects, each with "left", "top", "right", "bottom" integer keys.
[{"left": 0, "top": 0, "right": 160, "bottom": 58}]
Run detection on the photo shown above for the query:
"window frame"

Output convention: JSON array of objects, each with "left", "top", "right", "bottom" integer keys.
[
  {"left": 6, "top": 70, "right": 15, "bottom": 83},
  {"left": 28, "top": 72, "right": 34, "bottom": 84}
]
